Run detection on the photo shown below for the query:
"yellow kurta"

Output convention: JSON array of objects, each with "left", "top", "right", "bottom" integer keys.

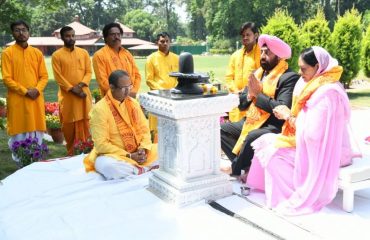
[
  {"left": 52, "top": 46, "right": 92, "bottom": 123},
  {"left": 93, "top": 45, "right": 141, "bottom": 96},
  {"left": 84, "top": 93, "right": 157, "bottom": 172},
  {"left": 1, "top": 44, "right": 48, "bottom": 135},
  {"left": 145, "top": 50, "right": 179, "bottom": 135},
  {"left": 145, "top": 50, "right": 179, "bottom": 90},
  {"left": 225, "top": 44, "right": 261, "bottom": 122}
]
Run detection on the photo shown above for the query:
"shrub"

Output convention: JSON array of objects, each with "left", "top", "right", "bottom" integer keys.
[
  {"left": 262, "top": 9, "right": 301, "bottom": 70},
  {"left": 300, "top": 8, "right": 331, "bottom": 49},
  {"left": 331, "top": 9, "right": 362, "bottom": 88},
  {"left": 362, "top": 24, "right": 370, "bottom": 77}
]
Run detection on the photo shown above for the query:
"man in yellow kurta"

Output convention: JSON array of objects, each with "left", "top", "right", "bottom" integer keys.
[
  {"left": 145, "top": 32, "right": 179, "bottom": 141},
  {"left": 221, "top": 34, "right": 299, "bottom": 176},
  {"left": 84, "top": 70, "right": 157, "bottom": 180},
  {"left": 52, "top": 26, "right": 92, "bottom": 155},
  {"left": 1, "top": 20, "right": 48, "bottom": 164},
  {"left": 225, "top": 22, "right": 261, "bottom": 122},
  {"left": 93, "top": 22, "right": 141, "bottom": 98}
]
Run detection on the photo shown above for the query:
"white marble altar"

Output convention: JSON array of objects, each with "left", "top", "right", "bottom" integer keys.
[{"left": 139, "top": 93, "right": 239, "bottom": 206}]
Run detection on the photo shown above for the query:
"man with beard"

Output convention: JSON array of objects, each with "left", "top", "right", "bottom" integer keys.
[
  {"left": 1, "top": 20, "right": 48, "bottom": 166},
  {"left": 93, "top": 22, "right": 141, "bottom": 98},
  {"left": 52, "top": 26, "right": 92, "bottom": 155},
  {"left": 221, "top": 34, "right": 299, "bottom": 177},
  {"left": 225, "top": 22, "right": 260, "bottom": 122}
]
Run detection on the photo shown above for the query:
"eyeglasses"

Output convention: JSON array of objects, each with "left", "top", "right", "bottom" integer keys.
[
  {"left": 116, "top": 84, "right": 133, "bottom": 91},
  {"left": 13, "top": 28, "right": 28, "bottom": 33}
]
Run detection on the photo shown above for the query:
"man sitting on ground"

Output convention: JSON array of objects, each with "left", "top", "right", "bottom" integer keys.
[{"left": 84, "top": 70, "right": 157, "bottom": 180}]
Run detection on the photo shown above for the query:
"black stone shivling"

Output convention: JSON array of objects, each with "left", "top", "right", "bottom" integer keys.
[{"left": 169, "top": 52, "right": 209, "bottom": 94}]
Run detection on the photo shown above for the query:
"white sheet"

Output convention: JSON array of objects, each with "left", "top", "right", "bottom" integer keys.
[
  {"left": 1, "top": 109, "right": 370, "bottom": 240},
  {"left": 0, "top": 155, "right": 272, "bottom": 240}
]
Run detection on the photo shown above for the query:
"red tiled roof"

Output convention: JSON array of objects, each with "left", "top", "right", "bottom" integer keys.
[
  {"left": 54, "top": 21, "right": 97, "bottom": 35},
  {"left": 121, "top": 38, "right": 153, "bottom": 45},
  {"left": 128, "top": 44, "right": 157, "bottom": 50},
  {"left": 116, "top": 22, "right": 135, "bottom": 33}
]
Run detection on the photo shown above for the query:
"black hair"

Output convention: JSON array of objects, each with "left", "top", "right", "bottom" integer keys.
[
  {"left": 156, "top": 32, "right": 171, "bottom": 42},
  {"left": 60, "top": 26, "right": 74, "bottom": 39},
  {"left": 102, "top": 22, "right": 123, "bottom": 40},
  {"left": 109, "top": 70, "right": 129, "bottom": 87},
  {"left": 240, "top": 22, "right": 259, "bottom": 35},
  {"left": 300, "top": 47, "right": 318, "bottom": 67},
  {"left": 10, "top": 20, "right": 30, "bottom": 31}
]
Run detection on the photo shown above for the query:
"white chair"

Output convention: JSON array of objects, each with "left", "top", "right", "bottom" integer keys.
[{"left": 338, "top": 155, "right": 370, "bottom": 212}]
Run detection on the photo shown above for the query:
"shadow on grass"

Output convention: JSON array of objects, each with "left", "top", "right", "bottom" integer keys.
[{"left": 347, "top": 90, "right": 370, "bottom": 100}]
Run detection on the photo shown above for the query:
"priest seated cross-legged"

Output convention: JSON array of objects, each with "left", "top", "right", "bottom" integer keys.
[{"left": 84, "top": 70, "right": 158, "bottom": 180}]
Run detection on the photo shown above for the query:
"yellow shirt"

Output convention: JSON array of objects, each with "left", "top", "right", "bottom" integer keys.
[
  {"left": 1, "top": 44, "right": 48, "bottom": 135},
  {"left": 145, "top": 50, "right": 179, "bottom": 90},
  {"left": 52, "top": 46, "right": 92, "bottom": 123},
  {"left": 84, "top": 93, "right": 157, "bottom": 172},
  {"left": 225, "top": 44, "right": 261, "bottom": 93},
  {"left": 93, "top": 45, "right": 141, "bottom": 96}
]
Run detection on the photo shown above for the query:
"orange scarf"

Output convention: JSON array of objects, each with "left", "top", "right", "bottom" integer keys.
[
  {"left": 232, "top": 60, "right": 288, "bottom": 154},
  {"left": 105, "top": 91, "right": 139, "bottom": 153},
  {"left": 276, "top": 66, "right": 343, "bottom": 148}
]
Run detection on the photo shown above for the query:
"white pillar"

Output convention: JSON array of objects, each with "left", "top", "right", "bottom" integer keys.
[{"left": 140, "top": 92, "right": 239, "bottom": 206}]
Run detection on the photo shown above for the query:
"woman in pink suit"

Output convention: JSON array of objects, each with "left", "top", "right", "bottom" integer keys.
[{"left": 247, "top": 46, "right": 355, "bottom": 215}]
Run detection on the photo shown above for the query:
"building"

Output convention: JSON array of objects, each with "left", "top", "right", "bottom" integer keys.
[{"left": 6, "top": 17, "right": 153, "bottom": 56}]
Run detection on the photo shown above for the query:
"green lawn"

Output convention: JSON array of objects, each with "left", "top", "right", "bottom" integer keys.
[{"left": 1, "top": 55, "right": 370, "bottom": 180}]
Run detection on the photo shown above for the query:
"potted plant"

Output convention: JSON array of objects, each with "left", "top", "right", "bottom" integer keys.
[
  {"left": 10, "top": 136, "right": 49, "bottom": 167},
  {"left": 45, "top": 114, "right": 64, "bottom": 144},
  {"left": 0, "top": 97, "right": 6, "bottom": 118}
]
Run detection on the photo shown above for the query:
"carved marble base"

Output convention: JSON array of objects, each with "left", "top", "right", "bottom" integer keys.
[
  {"left": 150, "top": 170, "right": 232, "bottom": 206},
  {"left": 140, "top": 93, "right": 239, "bottom": 206}
]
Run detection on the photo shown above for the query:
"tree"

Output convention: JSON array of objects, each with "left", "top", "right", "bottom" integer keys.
[
  {"left": 186, "top": 0, "right": 207, "bottom": 40},
  {"left": 362, "top": 24, "right": 370, "bottom": 77},
  {"left": 262, "top": 9, "right": 301, "bottom": 70},
  {"left": 300, "top": 8, "right": 331, "bottom": 49},
  {"left": 0, "top": 0, "right": 32, "bottom": 33},
  {"left": 331, "top": 9, "right": 362, "bottom": 87},
  {"left": 149, "top": 0, "right": 182, "bottom": 37},
  {"left": 122, "top": 9, "right": 156, "bottom": 41}
]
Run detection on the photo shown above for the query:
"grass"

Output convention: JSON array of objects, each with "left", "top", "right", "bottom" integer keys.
[{"left": 1, "top": 55, "right": 370, "bottom": 180}]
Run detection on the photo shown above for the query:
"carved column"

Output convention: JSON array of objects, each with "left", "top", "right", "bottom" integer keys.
[{"left": 139, "top": 93, "right": 239, "bottom": 206}]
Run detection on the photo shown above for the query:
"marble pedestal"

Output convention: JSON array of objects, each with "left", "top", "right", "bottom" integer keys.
[{"left": 139, "top": 93, "right": 239, "bottom": 206}]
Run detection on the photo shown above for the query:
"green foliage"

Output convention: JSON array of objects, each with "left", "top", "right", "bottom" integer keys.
[
  {"left": 362, "top": 24, "right": 370, "bottom": 77},
  {"left": 0, "top": 0, "right": 32, "bottom": 33},
  {"left": 300, "top": 8, "right": 331, "bottom": 49},
  {"left": 331, "top": 9, "right": 363, "bottom": 87},
  {"left": 175, "top": 36, "right": 202, "bottom": 45},
  {"left": 123, "top": 9, "right": 156, "bottom": 40},
  {"left": 262, "top": 9, "right": 301, "bottom": 70},
  {"left": 211, "top": 39, "right": 233, "bottom": 50},
  {"left": 0, "top": 117, "right": 5, "bottom": 130},
  {"left": 363, "top": 10, "right": 370, "bottom": 30}
]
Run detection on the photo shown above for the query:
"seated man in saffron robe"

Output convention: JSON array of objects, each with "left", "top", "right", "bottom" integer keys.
[
  {"left": 84, "top": 70, "right": 157, "bottom": 180},
  {"left": 247, "top": 47, "right": 356, "bottom": 215}
]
